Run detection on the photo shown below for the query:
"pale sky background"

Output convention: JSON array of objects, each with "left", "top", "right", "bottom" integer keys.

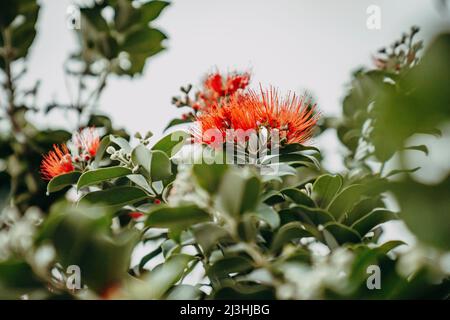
[{"left": 16, "top": 0, "right": 450, "bottom": 257}]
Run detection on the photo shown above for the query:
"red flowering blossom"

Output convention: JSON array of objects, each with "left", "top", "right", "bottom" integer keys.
[
  {"left": 129, "top": 212, "right": 144, "bottom": 219},
  {"left": 200, "top": 71, "right": 250, "bottom": 110},
  {"left": 40, "top": 144, "right": 74, "bottom": 180},
  {"left": 73, "top": 127, "right": 100, "bottom": 157},
  {"left": 195, "top": 87, "right": 319, "bottom": 146}
]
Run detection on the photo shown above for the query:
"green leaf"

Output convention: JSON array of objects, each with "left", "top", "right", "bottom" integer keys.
[
  {"left": 150, "top": 150, "right": 172, "bottom": 181},
  {"left": 122, "top": 27, "right": 166, "bottom": 54},
  {"left": 191, "top": 222, "right": 230, "bottom": 254},
  {"left": 131, "top": 145, "right": 172, "bottom": 181},
  {"left": 134, "top": 254, "right": 194, "bottom": 299},
  {"left": 193, "top": 162, "right": 228, "bottom": 194},
  {"left": 376, "top": 240, "right": 406, "bottom": 254},
  {"left": 279, "top": 205, "right": 334, "bottom": 226},
  {"left": 262, "top": 190, "right": 285, "bottom": 205},
  {"left": 131, "top": 144, "right": 151, "bottom": 173},
  {"left": 280, "top": 143, "right": 320, "bottom": 154},
  {"left": 216, "top": 168, "right": 261, "bottom": 217},
  {"left": 114, "top": 0, "right": 138, "bottom": 32},
  {"left": 163, "top": 118, "right": 192, "bottom": 131},
  {"left": 213, "top": 284, "right": 275, "bottom": 300},
  {"left": 207, "top": 256, "right": 253, "bottom": 281},
  {"left": 43, "top": 201, "right": 139, "bottom": 292},
  {"left": 351, "top": 209, "right": 398, "bottom": 237},
  {"left": 80, "top": 186, "right": 150, "bottom": 210},
  {"left": 281, "top": 188, "right": 316, "bottom": 207},
  {"left": 109, "top": 135, "right": 132, "bottom": 153},
  {"left": 0, "top": 260, "right": 42, "bottom": 299},
  {"left": 77, "top": 166, "right": 132, "bottom": 189},
  {"left": 47, "top": 172, "right": 81, "bottom": 194},
  {"left": 312, "top": 174, "right": 343, "bottom": 208},
  {"left": 249, "top": 204, "right": 280, "bottom": 230},
  {"left": 151, "top": 130, "right": 190, "bottom": 157},
  {"left": 140, "top": 1, "right": 170, "bottom": 22},
  {"left": 391, "top": 176, "right": 450, "bottom": 250},
  {"left": 342, "top": 197, "right": 385, "bottom": 226},
  {"left": 138, "top": 246, "right": 163, "bottom": 271},
  {"left": 324, "top": 222, "right": 361, "bottom": 245},
  {"left": 80, "top": 6, "right": 109, "bottom": 32},
  {"left": 271, "top": 222, "right": 313, "bottom": 252},
  {"left": 165, "top": 284, "right": 202, "bottom": 300},
  {"left": 385, "top": 167, "right": 420, "bottom": 178},
  {"left": 327, "top": 184, "right": 365, "bottom": 220},
  {"left": 146, "top": 205, "right": 210, "bottom": 235},
  {"left": 93, "top": 135, "right": 111, "bottom": 168},
  {"left": 404, "top": 145, "right": 429, "bottom": 156}
]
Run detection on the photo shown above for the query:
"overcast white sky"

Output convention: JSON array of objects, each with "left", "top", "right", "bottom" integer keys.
[{"left": 22, "top": 0, "right": 449, "bottom": 172}]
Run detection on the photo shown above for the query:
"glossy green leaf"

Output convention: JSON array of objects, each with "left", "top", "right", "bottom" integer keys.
[
  {"left": 151, "top": 130, "right": 190, "bottom": 157},
  {"left": 79, "top": 186, "right": 150, "bottom": 210},
  {"left": 404, "top": 145, "right": 429, "bottom": 156},
  {"left": 77, "top": 166, "right": 132, "bottom": 189},
  {"left": 47, "top": 171, "right": 81, "bottom": 194},
  {"left": 312, "top": 174, "right": 343, "bottom": 208},
  {"left": 249, "top": 204, "right": 280, "bottom": 230},
  {"left": 207, "top": 256, "right": 253, "bottom": 281},
  {"left": 140, "top": 1, "right": 170, "bottom": 22},
  {"left": 281, "top": 188, "right": 316, "bottom": 207},
  {"left": 150, "top": 150, "right": 172, "bottom": 181},
  {"left": 216, "top": 168, "right": 261, "bottom": 217},
  {"left": 134, "top": 254, "right": 194, "bottom": 299},
  {"left": 279, "top": 205, "right": 334, "bottom": 226},
  {"left": 122, "top": 27, "right": 166, "bottom": 54},
  {"left": 327, "top": 184, "right": 365, "bottom": 220},
  {"left": 193, "top": 162, "right": 228, "bottom": 194},
  {"left": 146, "top": 205, "right": 210, "bottom": 234},
  {"left": 131, "top": 145, "right": 172, "bottom": 181},
  {"left": 391, "top": 176, "right": 450, "bottom": 250},
  {"left": 271, "top": 222, "right": 313, "bottom": 252},
  {"left": 324, "top": 222, "right": 361, "bottom": 245},
  {"left": 93, "top": 135, "right": 111, "bottom": 168},
  {"left": 109, "top": 135, "right": 132, "bottom": 153},
  {"left": 351, "top": 209, "right": 398, "bottom": 237},
  {"left": 385, "top": 167, "right": 420, "bottom": 178},
  {"left": 191, "top": 222, "right": 230, "bottom": 254},
  {"left": 138, "top": 246, "right": 162, "bottom": 271},
  {"left": 165, "top": 284, "right": 202, "bottom": 300}
]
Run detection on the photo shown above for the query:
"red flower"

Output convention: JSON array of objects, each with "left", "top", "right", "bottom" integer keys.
[
  {"left": 129, "top": 212, "right": 144, "bottom": 219},
  {"left": 195, "top": 87, "right": 319, "bottom": 146},
  {"left": 256, "top": 88, "right": 319, "bottom": 144},
  {"left": 198, "top": 71, "right": 251, "bottom": 111},
  {"left": 204, "top": 73, "right": 225, "bottom": 96},
  {"left": 73, "top": 127, "right": 100, "bottom": 157},
  {"left": 225, "top": 73, "right": 250, "bottom": 95},
  {"left": 40, "top": 144, "right": 74, "bottom": 180}
]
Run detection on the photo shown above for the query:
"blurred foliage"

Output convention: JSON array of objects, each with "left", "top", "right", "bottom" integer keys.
[{"left": 0, "top": 0, "right": 169, "bottom": 214}]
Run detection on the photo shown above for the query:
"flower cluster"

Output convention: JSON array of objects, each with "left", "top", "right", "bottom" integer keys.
[
  {"left": 195, "top": 87, "right": 319, "bottom": 147},
  {"left": 40, "top": 127, "right": 100, "bottom": 180},
  {"left": 171, "top": 70, "right": 251, "bottom": 124},
  {"left": 198, "top": 71, "right": 250, "bottom": 111}
]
